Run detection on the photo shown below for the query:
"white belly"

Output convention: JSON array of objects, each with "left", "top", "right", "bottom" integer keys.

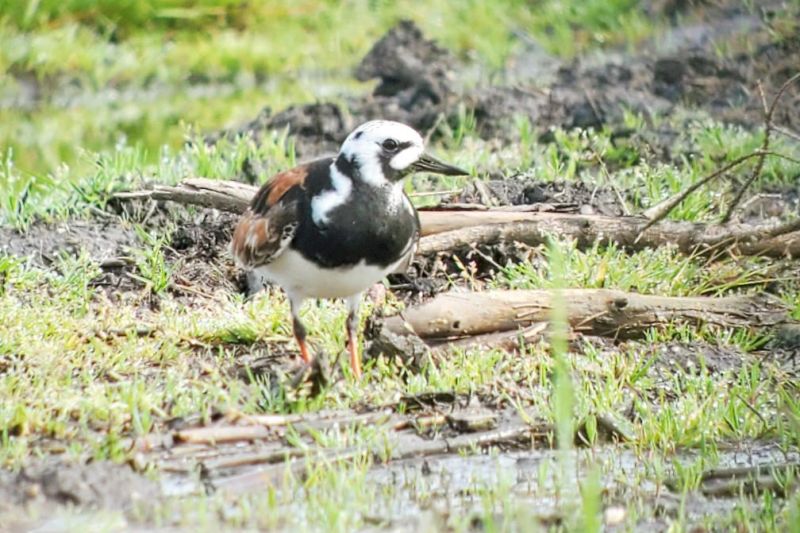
[{"left": 256, "top": 249, "right": 405, "bottom": 299}]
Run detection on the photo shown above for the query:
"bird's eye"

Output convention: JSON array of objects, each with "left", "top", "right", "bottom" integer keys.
[{"left": 382, "top": 139, "right": 399, "bottom": 151}]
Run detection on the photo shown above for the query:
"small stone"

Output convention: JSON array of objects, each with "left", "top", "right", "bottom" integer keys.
[
  {"left": 24, "top": 483, "right": 41, "bottom": 499},
  {"left": 604, "top": 506, "right": 626, "bottom": 526}
]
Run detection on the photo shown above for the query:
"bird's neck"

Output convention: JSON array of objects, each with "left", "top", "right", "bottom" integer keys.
[
  {"left": 329, "top": 155, "right": 405, "bottom": 213},
  {"left": 335, "top": 152, "right": 400, "bottom": 188}
]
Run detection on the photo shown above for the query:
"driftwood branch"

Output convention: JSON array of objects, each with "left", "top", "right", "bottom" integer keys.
[
  {"left": 380, "top": 289, "right": 788, "bottom": 344},
  {"left": 115, "top": 178, "right": 255, "bottom": 213},
  {"left": 416, "top": 214, "right": 800, "bottom": 259},
  {"left": 116, "top": 178, "right": 800, "bottom": 259}
]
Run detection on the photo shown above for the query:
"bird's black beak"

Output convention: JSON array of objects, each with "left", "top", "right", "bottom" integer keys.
[{"left": 411, "top": 153, "right": 469, "bottom": 176}]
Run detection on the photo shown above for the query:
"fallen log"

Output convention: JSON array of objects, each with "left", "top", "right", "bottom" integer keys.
[
  {"left": 381, "top": 289, "right": 788, "bottom": 342},
  {"left": 115, "top": 178, "right": 254, "bottom": 213},
  {"left": 416, "top": 214, "right": 800, "bottom": 258},
  {"left": 116, "top": 178, "right": 800, "bottom": 258}
]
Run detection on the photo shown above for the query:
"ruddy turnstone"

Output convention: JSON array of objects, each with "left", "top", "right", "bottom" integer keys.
[{"left": 231, "top": 120, "right": 468, "bottom": 378}]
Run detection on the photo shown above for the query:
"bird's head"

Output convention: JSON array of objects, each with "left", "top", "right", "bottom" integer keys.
[{"left": 337, "top": 120, "right": 468, "bottom": 185}]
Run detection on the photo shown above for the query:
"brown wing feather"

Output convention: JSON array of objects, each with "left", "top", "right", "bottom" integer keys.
[{"left": 230, "top": 164, "right": 310, "bottom": 269}]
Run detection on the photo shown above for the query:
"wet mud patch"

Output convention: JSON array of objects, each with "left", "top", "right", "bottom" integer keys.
[
  {"left": 123, "top": 397, "right": 799, "bottom": 530},
  {"left": 0, "top": 218, "right": 138, "bottom": 267},
  {"left": 0, "top": 204, "right": 244, "bottom": 301},
  {"left": 0, "top": 458, "right": 159, "bottom": 517}
]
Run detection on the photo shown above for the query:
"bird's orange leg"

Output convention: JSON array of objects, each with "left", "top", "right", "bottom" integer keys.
[
  {"left": 345, "top": 294, "right": 363, "bottom": 378},
  {"left": 290, "top": 296, "right": 312, "bottom": 364},
  {"left": 296, "top": 332, "right": 312, "bottom": 363},
  {"left": 346, "top": 327, "right": 361, "bottom": 378}
]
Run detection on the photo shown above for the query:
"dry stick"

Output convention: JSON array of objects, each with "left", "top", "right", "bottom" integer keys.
[
  {"left": 771, "top": 123, "right": 800, "bottom": 143},
  {"left": 722, "top": 73, "right": 800, "bottom": 223},
  {"left": 637, "top": 150, "right": 768, "bottom": 236},
  {"left": 589, "top": 145, "right": 631, "bottom": 216},
  {"left": 666, "top": 462, "right": 800, "bottom": 497},
  {"left": 408, "top": 189, "right": 462, "bottom": 198},
  {"left": 640, "top": 72, "right": 800, "bottom": 232},
  {"left": 175, "top": 425, "right": 272, "bottom": 445},
  {"left": 173, "top": 410, "right": 396, "bottom": 446}
]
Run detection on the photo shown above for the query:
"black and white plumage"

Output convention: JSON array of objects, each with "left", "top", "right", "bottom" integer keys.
[{"left": 231, "top": 120, "right": 468, "bottom": 377}]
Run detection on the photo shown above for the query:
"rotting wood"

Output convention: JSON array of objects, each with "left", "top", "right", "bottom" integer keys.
[
  {"left": 381, "top": 289, "right": 789, "bottom": 342},
  {"left": 432, "top": 322, "right": 550, "bottom": 353},
  {"left": 115, "top": 178, "right": 800, "bottom": 259}
]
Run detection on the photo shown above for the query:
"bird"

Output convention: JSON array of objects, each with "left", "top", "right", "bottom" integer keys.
[{"left": 230, "top": 120, "right": 468, "bottom": 378}]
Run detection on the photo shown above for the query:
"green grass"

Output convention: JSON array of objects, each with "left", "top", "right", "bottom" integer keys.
[
  {"left": 1, "top": 0, "right": 660, "bottom": 177},
  {"left": 2, "top": 249, "right": 797, "bottom": 529},
  {"left": 2, "top": 0, "right": 800, "bottom": 530}
]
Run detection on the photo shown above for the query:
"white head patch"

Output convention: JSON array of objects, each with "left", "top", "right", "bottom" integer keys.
[{"left": 339, "top": 120, "right": 425, "bottom": 187}]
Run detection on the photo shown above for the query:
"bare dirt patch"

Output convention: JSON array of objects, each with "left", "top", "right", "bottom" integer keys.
[
  {"left": 0, "top": 219, "right": 138, "bottom": 267},
  {"left": 0, "top": 458, "right": 159, "bottom": 530}
]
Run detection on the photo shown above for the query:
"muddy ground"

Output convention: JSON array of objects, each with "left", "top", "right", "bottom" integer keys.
[{"left": 2, "top": 0, "right": 800, "bottom": 530}]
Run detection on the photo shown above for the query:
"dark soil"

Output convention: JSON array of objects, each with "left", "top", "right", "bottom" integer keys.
[
  {"left": 0, "top": 219, "right": 138, "bottom": 266},
  {"left": 451, "top": 177, "right": 630, "bottom": 216},
  {"left": 211, "top": 1, "right": 800, "bottom": 168},
  {"left": 0, "top": 206, "right": 244, "bottom": 299},
  {"left": 0, "top": 458, "right": 159, "bottom": 510}
]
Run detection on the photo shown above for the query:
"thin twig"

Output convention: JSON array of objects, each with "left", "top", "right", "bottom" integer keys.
[
  {"left": 734, "top": 392, "right": 770, "bottom": 432},
  {"left": 408, "top": 189, "right": 461, "bottom": 198},
  {"left": 636, "top": 150, "right": 766, "bottom": 237},
  {"left": 771, "top": 123, "right": 800, "bottom": 143},
  {"left": 722, "top": 73, "right": 800, "bottom": 222},
  {"left": 589, "top": 145, "right": 631, "bottom": 216}
]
